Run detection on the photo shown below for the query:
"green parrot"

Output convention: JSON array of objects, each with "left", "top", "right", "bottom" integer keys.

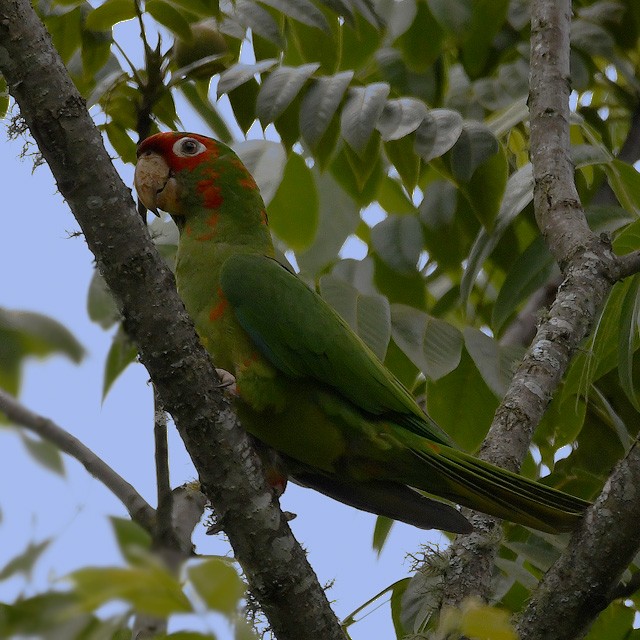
[{"left": 134, "top": 131, "right": 590, "bottom": 534}]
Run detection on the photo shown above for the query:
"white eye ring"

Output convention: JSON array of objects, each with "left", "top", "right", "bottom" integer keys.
[{"left": 173, "top": 137, "right": 206, "bottom": 157}]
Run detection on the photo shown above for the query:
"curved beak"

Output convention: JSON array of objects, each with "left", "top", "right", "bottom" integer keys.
[{"left": 134, "top": 152, "right": 171, "bottom": 216}]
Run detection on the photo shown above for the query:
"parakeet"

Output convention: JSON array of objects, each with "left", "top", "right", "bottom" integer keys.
[{"left": 134, "top": 131, "right": 590, "bottom": 534}]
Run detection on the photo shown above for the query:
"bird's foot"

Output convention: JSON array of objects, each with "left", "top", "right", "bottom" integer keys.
[{"left": 215, "top": 368, "right": 237, "bottom": 395}]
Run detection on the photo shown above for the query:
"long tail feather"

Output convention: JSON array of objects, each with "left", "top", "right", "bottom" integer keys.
[{"left": 408, "top": 445, "right": 589, "bottom": 533}]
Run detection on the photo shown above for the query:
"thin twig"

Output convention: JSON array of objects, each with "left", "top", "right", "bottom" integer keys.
[
  {"left": 616, "top": 249, "right": 640, "bottom": 279},
  {"left": 0, "top": 389, "right": 156, "bottom": 532},
  {"left": 153, "top": 386, "right": 175, "bottom": 546}
]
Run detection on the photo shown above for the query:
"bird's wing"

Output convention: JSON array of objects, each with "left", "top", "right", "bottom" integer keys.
[{"left": 220, "top": 253, "right": 454, "bottom": 446}]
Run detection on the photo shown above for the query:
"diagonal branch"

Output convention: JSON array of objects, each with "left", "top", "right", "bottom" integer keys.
[
  {"left": 441, "top": 0, "right": 622, "bottom": 608},
  {"left": 517, "top": 440, "right": 640, "bottom": 640},
  {"left": 0, "top": 2, "right": 344, "bottom": 638},
  {"left": 0, "top": 389, "right": 156, "bottom": 532}
]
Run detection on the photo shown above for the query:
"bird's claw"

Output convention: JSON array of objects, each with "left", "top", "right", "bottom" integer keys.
[{"left": 215, "top": 368, "right": 237, "bottom": 395}]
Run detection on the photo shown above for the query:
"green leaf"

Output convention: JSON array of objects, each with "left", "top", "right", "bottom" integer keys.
[
  {"left": 180, "top": 82, "right": 232, "bottom": 143},
  {"left": 103, "top": 327, "right": 138, "bottom": 400},
  {"left": 20, "top": 434, "right": 65, "bottom": 476},
  {"left": 460, "top": 142, "right": 508, "bottom": 230},
  {"left": 371, "top": 215, "right": 423, "bottom": 274},
  {"left": 493, "top": 235, "right": 558, "bottom": 334},
  {"left": 419, "top": 179, "right": 457, "bottom": 228},
  {"left": 267, "top": 153, "right": 319, "bottom": 250},
  {"left": 110, "top": 517, "right": 152, "bottom": 565},
  {"left": 372, "top": 516, "right": 393, "bottom": 556},
  {"left": 414, "top": 108, "right": 463, "bottom": 161},
  {"left": 427, "top": 0, "right": 472, "bottom": 33},
  {"left": 217, "top": 59, "right": 277, "bottom": 96},
  {"left": 390, "top": 304, "right": 463, "bottom": 380},
  {"left": 85, "top": 0, "right": 136, "bottom": 31},
  {"left": 297, "top": 173, "right": 360, "bottom": 274},
  {"left": 385, "top": 136, "right": 420, "bottom": 192},
  {"left": 502, "top": 538, "right": 559, "bottom": 573},
  {"left": 257, "top": 63, "right": 319, "bottom": 124},
  {"left": 377, "top": 176, "right": 415, "bottom": 214},
  {"left": 0, "top": 539, "right": 52, "bottom": 581},
  {"left": 146, "top": 0, "right": 194, "bottom": 36},
  {"left": 319, "top": 275, "right": 390, "bottom": 360},
  {"left": 289, "top": 13, "right": 341, "bottom": 74},
  {"left": 460, "top": 0, "right": 509, "bottom": 79},
  {"left": 104, "top": 121, "right": 137, "bottom": 164},
  {"left": 234, "top": 0, "right": 283, "bottom": 46},
  {"left": 188, "top": 558, "right": 245, "bottom": 613},
  {"left": 258, "top": 0, "right": 330, "bottom": 31},
  {"left": 396, "top": 0, "right": 442, "bottom": 71},
  {"left": 300, "top": 71, "right": 353, "bottom": 148},
  {"left": 376, "top": 98, "right": 427, "bottom": 141},
  {"left": 449, "top": 121, "right": 499, "bottom": 182},
  {"left": 460, "top": 163, "right": 533, "bottom": 304},
  {"left": 617, "top": 274, "right": 640, "bottom": 411},
  {"left": 340, "top": 83, "right": 390, "bottom": 154},
  {"left": 426, "top": 348, "right": 498, "bottom": 450},
  {"left": 463, "top": 328, "right": 523, "bottom": 397},
  {"left": 458, "top": 601, "right": 518, "bottom": 640},
  {"left": 0, "top": 592, "right": 81, "bottom": 637},
  {"left": 0, "top": 76, "right": 9, "bottom": 119},
  {"left": 390, "top": 577, "right": 411, "bottom": 638},
  {"left": 234, "top": 140, "right": 286, "bottom": 204},
  {"left": 87, "top": 270, "right": 120, "bottom": 329},
  {"left": 342, "top": 133, "right": 383, "bottom": 194},
  {"left": 605, "top": 159, "right": 640, "bottom": 216},
  {"left": 81, "top": 24, "right": 112, "bottom": 77},
  {"left": 571, "top": 18, "right": 615, "bottom": 58},
  {"left": 0, "top": 308, "right": 85, "bottom": 363},
  {"left": 70, "top": 563, "right": 192, "bottom": 615},
  {"left": 583, "top": 602, "right": 634, "bottom": 640}
]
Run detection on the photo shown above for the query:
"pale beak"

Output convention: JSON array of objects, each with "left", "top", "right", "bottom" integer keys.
[{"left": 134, "top": 152, "right": 171, "bottom": 216}]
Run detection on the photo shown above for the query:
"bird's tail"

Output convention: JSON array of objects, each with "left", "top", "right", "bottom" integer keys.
[{"left": 406, "top": 441, "right": 590, "bottom": 533}]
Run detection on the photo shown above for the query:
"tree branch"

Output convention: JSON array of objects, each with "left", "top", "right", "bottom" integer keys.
[
  {"left": 617, "top": 249, "right": 640, "bottom": 279},
  {"left": 441, "top": 0, "right": 621, "bottom": 608},
  {"left": 0, "top": 2, "right": 344, "bottom": 638},
  {"left": 0, "top": 389, "right": 156, "bottom": 533},
  {"left": 517, "top": 441, "right": 640, "bottom": 640},
  {"left": 153, "top": 387, "right": 175, "bottom": 547}
]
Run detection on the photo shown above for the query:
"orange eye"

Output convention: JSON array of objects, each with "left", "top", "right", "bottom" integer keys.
[{"left": 173, "top": 137, "right": 206, "bottom": 157}]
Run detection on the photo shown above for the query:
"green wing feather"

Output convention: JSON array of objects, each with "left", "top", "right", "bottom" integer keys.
[
  {"left": 220, "top": 253, "right": 590, "bottom": 533},
  {"left": 220, "top": 253, "right": 454, "bottom": 446}
]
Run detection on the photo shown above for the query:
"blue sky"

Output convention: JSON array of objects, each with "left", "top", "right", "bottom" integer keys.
[{"left": 0, "top": 29, "right": 448, "bottom": 637}]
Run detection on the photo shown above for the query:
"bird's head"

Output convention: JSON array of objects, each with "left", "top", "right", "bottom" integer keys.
[
  {"left": 135, "top": 132, "right": 216, "bottom": 217},
  {"left": 134, "top": 132, "right": 264, "bottom": 230}
]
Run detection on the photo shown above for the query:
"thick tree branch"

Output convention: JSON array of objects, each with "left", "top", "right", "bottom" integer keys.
[
  {"left": 0, "top": 389, "right": 156, "bottom": 532},
  {"left": 0, "top": 2, "right": 344, "bottom": 638},
  {"left": 517, "top": 441, "right": 640, "bottom": 640},
  {"left": 441, "top": 0, "right": 622, "bottom": 608}
]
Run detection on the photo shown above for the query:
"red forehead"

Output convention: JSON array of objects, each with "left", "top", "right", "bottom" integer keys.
[{"left": 136, "top": 132, "right": 219, "bottom": 168}]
